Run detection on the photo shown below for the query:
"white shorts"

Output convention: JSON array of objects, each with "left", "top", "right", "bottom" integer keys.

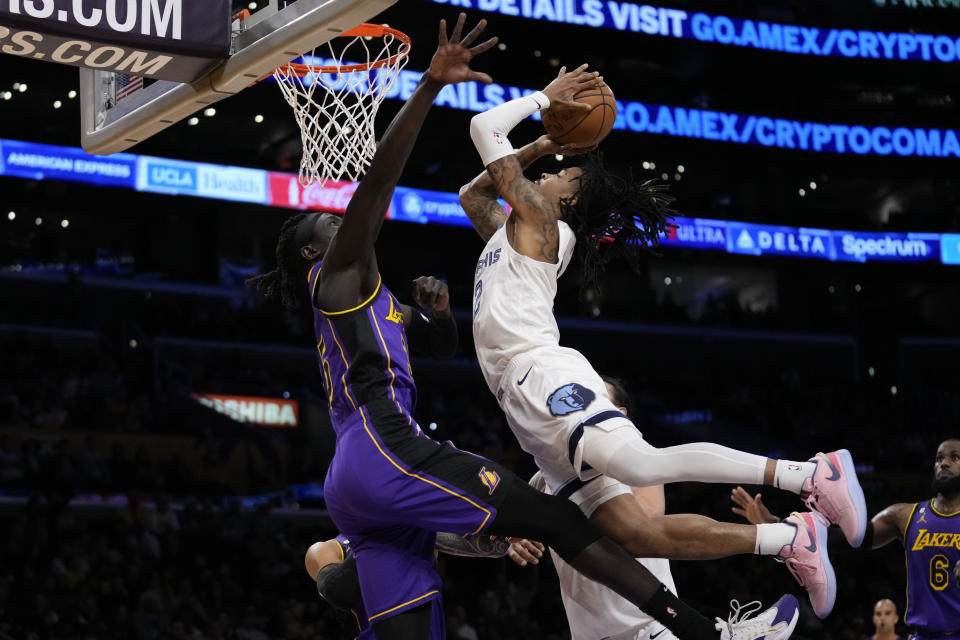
[{"left": 498, "top": 346, "right": 636, "bottom": 492}]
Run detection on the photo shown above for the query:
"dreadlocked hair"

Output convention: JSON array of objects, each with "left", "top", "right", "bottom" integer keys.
[
  {"left": 560, "top": 151, "right": 676, "bottom": 295},
  {"left": 247, "top": 213, "right": 310, "bottom": 309}
]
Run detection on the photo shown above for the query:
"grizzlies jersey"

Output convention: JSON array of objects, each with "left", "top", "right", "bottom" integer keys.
[
  {"left": 472, "top": 220, "right": 576, "bottom": 394},
  {"left": 904, "top": 500, "right": 960, "bottom": 635},
  {"left": 308, "top": 263, "right": 417, "bottom": 433}
]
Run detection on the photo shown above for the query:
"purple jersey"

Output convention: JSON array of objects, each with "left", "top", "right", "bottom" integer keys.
[
  {"left": 332, "top": 534, "right": 373, "bottom": 639},
  {"left": 904, "top": 500, "right": 960, "bottom": 635},
  {"left": 308, "top": 263, "right": 417, "bottom": 432}
]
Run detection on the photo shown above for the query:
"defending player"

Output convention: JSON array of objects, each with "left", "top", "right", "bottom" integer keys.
[
  {"left": 304, "top": 532, "right": 512, "bottom": 639},
  {"left": 460, "top": 65, "right": 869, "bottom": 619},
  {"left": 731, "top": 438, "right": 960, "bottom": 639},
  {"left": 252, "top": 15, "right": 800, "bottom": 640}
]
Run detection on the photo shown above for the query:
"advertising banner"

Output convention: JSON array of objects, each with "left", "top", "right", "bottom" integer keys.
[
  {"left": 192, "top": 394, "right": 299, "bottom": 428},
  {"left": 0, "top": 0, "right": 230, "bottom": 81},
  {"left": 137, "top": 156, "right": 267, "bottom": 203},
  {"left": 0, "top": 137, "right": 135, "bottom": 187}
]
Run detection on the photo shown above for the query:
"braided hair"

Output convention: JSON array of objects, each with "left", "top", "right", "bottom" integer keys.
[
  {"left": 247, "top": 213, "right": 310, "bottom": 308},
  {"left": 561, "top": 152, "right": 676, "bottom": 294}
]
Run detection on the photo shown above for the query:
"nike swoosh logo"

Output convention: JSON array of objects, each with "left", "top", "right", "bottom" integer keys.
[
  {"left": 517, "top": 366, "right": 533, "bottom": 385},
  {"left": 804, "top": 529, "right": 818, "bottom": 553},
  {"left": 650, "top": 630, "right": 666, "bottom": 639},
  {"left": 822, "top": 455, "right": 841, "bottom": 482}
]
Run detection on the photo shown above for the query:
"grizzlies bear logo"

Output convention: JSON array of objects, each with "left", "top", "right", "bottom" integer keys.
[{"left": 547, "top": 383, "right": 596, "bottom": 417}]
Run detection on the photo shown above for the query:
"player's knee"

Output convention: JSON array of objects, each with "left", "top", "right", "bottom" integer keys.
[{"left": 305, "top": 541, "right": 326, "bottom": 580}]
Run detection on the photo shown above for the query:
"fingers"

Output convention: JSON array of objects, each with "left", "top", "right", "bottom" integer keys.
[
  {"left": 507, "top": 539, "right": 543, "bottom": 566},
  {"left": 460, "top": 17, "right": 488, "bottom": 47},
  {"left": 449, "top": 12, "right": 466, "bottom": 44},
  {"left": 469, "top": 36, "right": 498, "bottom": 56},
  {"left": 730, "top": 486, "right": 749, "bottom": 507},
  {"left": 413, "top": 277, "right": 448, "bottom": 310},
  {"left": 438, "top": 18, "right": 448, "bottom": 46},
  {"left": 732, "top": 507, "right": 745, "bottom": 517},
  {"left": 468, "top": 71, "right": 494, "bottom": 85}
]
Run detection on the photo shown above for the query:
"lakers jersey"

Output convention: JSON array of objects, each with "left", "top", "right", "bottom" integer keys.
[
  {"left": 308, "top": 263, "right": 417, "bottom": 433},
  {"left": 472, "top": 220, "right": 576, "bottom": 394},
  {"left": 904, "top": 499, "right": 960, "bottom": 635},
  {"left": 333, "top": 534, "right": 372, "bottom": 639}
]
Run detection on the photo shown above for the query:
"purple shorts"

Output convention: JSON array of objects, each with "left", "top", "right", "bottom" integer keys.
[{"left": 325, "top": 399, "right": 512, "bottom": 627}]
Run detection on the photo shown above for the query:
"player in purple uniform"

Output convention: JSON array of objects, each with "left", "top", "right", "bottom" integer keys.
[
  {"left": 252, "top": 14, "right": 800, "bottom": 640},
  {"left": 732, "top": 438, "right": 960, "bottom": 639},
  {"left": 305, "top": 532, "right": 512, "bottom": 639}
]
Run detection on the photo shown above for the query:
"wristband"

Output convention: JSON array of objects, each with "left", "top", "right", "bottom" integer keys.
[{"left": 470, "top": 92, "right": 551, "bottom": 167}]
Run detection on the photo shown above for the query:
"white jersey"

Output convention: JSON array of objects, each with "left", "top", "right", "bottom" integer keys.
[
  {"left": 553, "top": 552, "right": 679, "bottom": 640},
  {"left": 472, "top": 220, "right": 576, "bottom": 394},
  {"left": 530, "top": 472, "right": 679, "bottom": 640}
]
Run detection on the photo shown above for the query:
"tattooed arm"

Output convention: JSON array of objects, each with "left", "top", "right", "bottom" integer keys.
[
  {"left": 484, "top": 154, "right": 565, "bottom": 263},
  {"left": 467, "top": 65, "right": 600, "bottom": 262},
  {"left": 459, "top": 137, "right": 558, "bottom": 242}
]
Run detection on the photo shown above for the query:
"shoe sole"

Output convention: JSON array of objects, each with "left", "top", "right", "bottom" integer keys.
[
  {"left": 766, "top": 594, "right": 800, "bottom": 639},
  {"left": 834, "top": 449, "right": 868, "bottom": 548},
  {"left": 809, "top": 512, "right": 837, "bottom": 619}
]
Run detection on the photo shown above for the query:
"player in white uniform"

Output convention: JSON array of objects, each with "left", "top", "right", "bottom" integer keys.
[
  {"left": 460, "top": 64, "right": 871, "bottom": 620},
  {"left": 510, "top": 376, "right": 679, "bottom": 640}
]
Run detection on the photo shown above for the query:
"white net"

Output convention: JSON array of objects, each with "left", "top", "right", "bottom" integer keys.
[{"left": 273, "top": 25, "right": 410, "bottom": 187}]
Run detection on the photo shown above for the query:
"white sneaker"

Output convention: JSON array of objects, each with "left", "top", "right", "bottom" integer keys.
[{"left": 716, "top": 595, "right": 800, "bottom": 640}]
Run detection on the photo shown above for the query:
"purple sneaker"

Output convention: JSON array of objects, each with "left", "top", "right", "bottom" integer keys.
[
  {"left": 778, "top": 512, "right": 836, "bottom": 619},
  {"left": 715, "top": 595, "right": 800, "bottom": 639},
  {"left": 801, "top": 449, "right": 868, "bottom": 548}
]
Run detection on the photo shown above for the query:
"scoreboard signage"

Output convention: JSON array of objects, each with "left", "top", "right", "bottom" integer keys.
[{"left": 0, "top": 0, "right": 230, "bottom": 81}]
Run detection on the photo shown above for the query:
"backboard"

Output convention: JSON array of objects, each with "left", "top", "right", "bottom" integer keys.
[{"left": 79, "top": 0, "right": 397, "bottom": 156}]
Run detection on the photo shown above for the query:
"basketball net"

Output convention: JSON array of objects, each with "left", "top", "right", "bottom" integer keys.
[{"left": 273, "top": 24, "right": 411, "bottom": 187}]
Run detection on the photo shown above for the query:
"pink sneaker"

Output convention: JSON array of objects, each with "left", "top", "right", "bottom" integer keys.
[
  {"left": 801, "top": 449, "right": 868, "bottom": 548},
  {"left": 778, "top": 512, "right": 836, "bottom": 619}
]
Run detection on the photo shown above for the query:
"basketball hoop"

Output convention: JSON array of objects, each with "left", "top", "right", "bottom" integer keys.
[{"left": 273, "top": 23, "right": 411, "bottom": 186}]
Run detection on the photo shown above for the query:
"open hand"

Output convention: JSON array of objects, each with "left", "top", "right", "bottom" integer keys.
[
  {"left": 535, "top": 134, "right": 598, "bottom": 157},
  {"left": 412, "top": 276, "right": 450, "bottom": 316},
  {"left": 541, "top": 63, "right": 602, "bottom": 111},
  {"left": 507, "top": 538, "right": 545, "bottom": 566},
  {"left": 731, "top": 486, "right": 778, "bottom": 524},
  {"left": 427, "top": 13, "right": 498, "bottom": 85}
]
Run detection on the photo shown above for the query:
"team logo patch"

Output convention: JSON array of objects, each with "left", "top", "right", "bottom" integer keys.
[
  {"left": 385, "top": 297, "right": 404, "bottom": 324},
  {"left": 547, "top": 383, "right": 596, "bottom": 416},
  {"left": 478, "top": 466, "right": 500, "bottom": 495}
]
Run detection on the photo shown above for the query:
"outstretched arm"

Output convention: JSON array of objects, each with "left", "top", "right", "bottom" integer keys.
[{"left": 318, "top": 15, "right": 497, "bottom": 310}]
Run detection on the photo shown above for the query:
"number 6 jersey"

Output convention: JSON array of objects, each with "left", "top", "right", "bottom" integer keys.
[{"left": 903, "top": 500, "right": 960, "bottom": 635}]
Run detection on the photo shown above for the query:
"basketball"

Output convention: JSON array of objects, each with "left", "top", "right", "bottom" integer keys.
[{"left": 542, "top": 82, "right": 617, "bottom": 146}]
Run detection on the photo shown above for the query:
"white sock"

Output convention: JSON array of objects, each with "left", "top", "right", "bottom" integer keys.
[
  {"left": 773, "top": 459, "right": 816, "bottom": 494},
  {"left": 754, "top": 522, "right": 797, "bottom": 556}
]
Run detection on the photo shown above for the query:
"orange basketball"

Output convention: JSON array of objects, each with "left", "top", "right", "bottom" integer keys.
[{"left": 542, "top": 82, "right": 617, "bottom": 146}]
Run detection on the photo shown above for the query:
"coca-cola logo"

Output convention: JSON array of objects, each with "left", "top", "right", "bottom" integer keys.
[{"left": 300, "top": 181, "right": 358, "bottom": 213}]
